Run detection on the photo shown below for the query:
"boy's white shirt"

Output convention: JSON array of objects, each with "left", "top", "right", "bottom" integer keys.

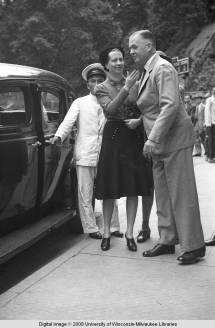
[
  {"left": 205, "top": 96, "right": 215, "bottom": 127},
  {"left": 55, "top": 93, "right": 105, "bottom": 166}
]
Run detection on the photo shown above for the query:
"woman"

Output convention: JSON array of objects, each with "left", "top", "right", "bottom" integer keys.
[{"left": 95, "top": 47, "right": 154, "bottom": 251}]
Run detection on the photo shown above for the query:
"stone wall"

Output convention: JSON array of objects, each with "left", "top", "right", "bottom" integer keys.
[{"left": 185, "top": 23, "right": 215, "bottom": 91}]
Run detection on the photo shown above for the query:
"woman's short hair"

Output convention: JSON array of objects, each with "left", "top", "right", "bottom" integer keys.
[{"left": 99, "top": 46, "right": 125, "bottom": 71}]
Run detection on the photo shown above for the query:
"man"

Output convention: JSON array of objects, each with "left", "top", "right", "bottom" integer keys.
[
  {"left": 129, "top": 30, "right": 205, "bottom": 264},
  {"left": 52, "top": 63, "right": 122, "bottom": 239},
  {"left": 204, "top": 87, "right": 215, "bottom": 246},
  {"left": 184, "top": 95, "right": 202, "bottom": 157},
  {"left": 136, "top": 50, "right": 171, "bottom": 244},
  {"left": 205, "top": 87, "right": 215, "bottom": 163},
  {"left": 194, "top": 97, "right": 206, "bottom": 157},
  {"left": 205, "top": 232, "right": 215, "bottom": 246},
  {"left": 184, "top": 95, "right": 195, "bottom": 117}
]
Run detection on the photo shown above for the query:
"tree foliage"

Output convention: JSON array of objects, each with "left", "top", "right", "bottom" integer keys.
[
  {"left": 110, "top": 0, "right": 149, "bottom": 33},
  {"left": 148, "top": 0, "right": 211, "bottom": 54},
  {"left": 0, "top": 0, "right": 122, "bottom": 93},
  {"left": 0, "top": 0, "right": 214, "bottom": 93}
]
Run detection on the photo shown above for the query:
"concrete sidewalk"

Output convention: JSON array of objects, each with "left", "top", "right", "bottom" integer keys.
[{"left": 0, "top": 156, "right": 215, "bottom": 320}]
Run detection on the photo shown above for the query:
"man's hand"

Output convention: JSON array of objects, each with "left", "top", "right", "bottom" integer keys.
[
  {"left": 124, "top": 118, "right": 141, "bottom": 130},
  {"left": 51, "top": 136, "right": 62, "bottom": 146},
  {"left": 143, "top": 139, "right": 157, "bottom": 158}
]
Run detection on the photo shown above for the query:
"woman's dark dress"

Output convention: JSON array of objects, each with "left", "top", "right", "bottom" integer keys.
[{"left": 95, "top": 77, "right": 153, "bottom": 200}]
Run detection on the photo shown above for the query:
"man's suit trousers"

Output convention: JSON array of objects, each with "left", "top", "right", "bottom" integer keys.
[
  {"left": 76, "top": 166, "right": 120, "bottom": 234},
  {"left": 152, "top": 146, "right": 204, "bottom": 252}
]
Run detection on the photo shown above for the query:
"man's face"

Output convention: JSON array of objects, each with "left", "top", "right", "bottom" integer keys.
[
  {"left": 184, "top": 96, "right": 191, "bottom": 106},
  {"left": 129, "top": 33, "right": 152, "bottom": 68},
  {"left": 196, "top": 98, "right": 201, "bottom": 105},
  {"left": 87, "top": 75, "right": 105, "bottom": 95}
]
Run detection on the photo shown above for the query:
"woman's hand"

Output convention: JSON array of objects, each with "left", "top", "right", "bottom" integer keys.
[
  {"left": 124, "top": 70, "right": 140, "bottom": 91},
  {"left": 124, "top": 118, "right": 141, "bottom": 130}
]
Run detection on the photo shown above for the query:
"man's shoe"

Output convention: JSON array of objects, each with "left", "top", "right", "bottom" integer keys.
[
  {"left": 205, "top": 234, "right": 215, "bottom": 246},
  {"left": 111, "top": 231, "right": 124, "bottom": 238},
  {"left": 142, "top": 244, "right": 175, "bottom": 257},
  {"left": 177, "top": 246, "right": 206, "bottom": 264},
  {"left": 137, "top": 229, "right": 151, "bottom": 243},
  {"left": 89, "top": 231, "right": 102, "bottom": 239},
  {"left": 101, "top": 237, "right": 110, "bottom": 251},
  {"left": 193, "top": 153, "right": 201, "bottom": 157}
]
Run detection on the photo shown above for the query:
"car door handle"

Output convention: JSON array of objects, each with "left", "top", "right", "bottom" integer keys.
[
  {"left": 31, "top": 141, "right": 42, "bottom": 148},
  {"left": 44, "top": 140, "right": 52, "bottom": 146}
]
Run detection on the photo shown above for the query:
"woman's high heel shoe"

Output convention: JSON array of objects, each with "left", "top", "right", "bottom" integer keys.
[
  {"left": 125, "top": 234, "right": 137, "bottom": 252},
  {"left": 101, "top": 237, "right": 111, "bottom": 251}
]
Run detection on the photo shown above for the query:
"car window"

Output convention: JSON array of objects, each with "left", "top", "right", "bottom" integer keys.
[
  {"left": 0, "top": 87, "right": 27, "bottom": 126},
  {"left": 41, "top": 91, "right": 60, "bottom": 123}
]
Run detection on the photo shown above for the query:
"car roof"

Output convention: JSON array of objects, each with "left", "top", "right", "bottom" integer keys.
[{"left": 0, "top": 63, "right": 69, "bottom": 86}]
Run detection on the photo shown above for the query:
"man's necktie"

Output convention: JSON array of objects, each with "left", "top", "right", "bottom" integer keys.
[{"left": 138, "top": 69, "right": 146, "bottom": 92}]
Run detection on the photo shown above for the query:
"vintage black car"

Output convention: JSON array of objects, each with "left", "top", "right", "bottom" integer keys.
[{"left": 0, "top": 63, "right": 81, "bottom": 247}]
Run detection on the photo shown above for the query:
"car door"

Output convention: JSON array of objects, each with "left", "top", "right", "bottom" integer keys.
[
  {"left": 37, "top": 83, "right": 73, "bottom": 210},
  {"left": 0, "top": 81, "right": 40, "bottom": 230}
]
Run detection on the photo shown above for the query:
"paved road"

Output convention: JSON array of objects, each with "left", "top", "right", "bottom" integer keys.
[{"left": 0, "top": 156, "right": 215, "bottom": 320}]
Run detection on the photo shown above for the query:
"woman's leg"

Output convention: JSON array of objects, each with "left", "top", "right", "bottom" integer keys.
[
  {"left": 141, "top": 194, "right": 154, "bottom": 231},
  {"left": 137, "top": 194, "right": 154, "bottom": 243},
  {"left": 103, "top": 199, "right": 115, "bottom": 237},
  {"left": 126, "top": 196, "right": 138, "bottom": 238}
]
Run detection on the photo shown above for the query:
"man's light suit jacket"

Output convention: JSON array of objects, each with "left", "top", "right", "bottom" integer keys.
[{"left": 136, "top": 53, "right": 194, "bottom": 154}]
